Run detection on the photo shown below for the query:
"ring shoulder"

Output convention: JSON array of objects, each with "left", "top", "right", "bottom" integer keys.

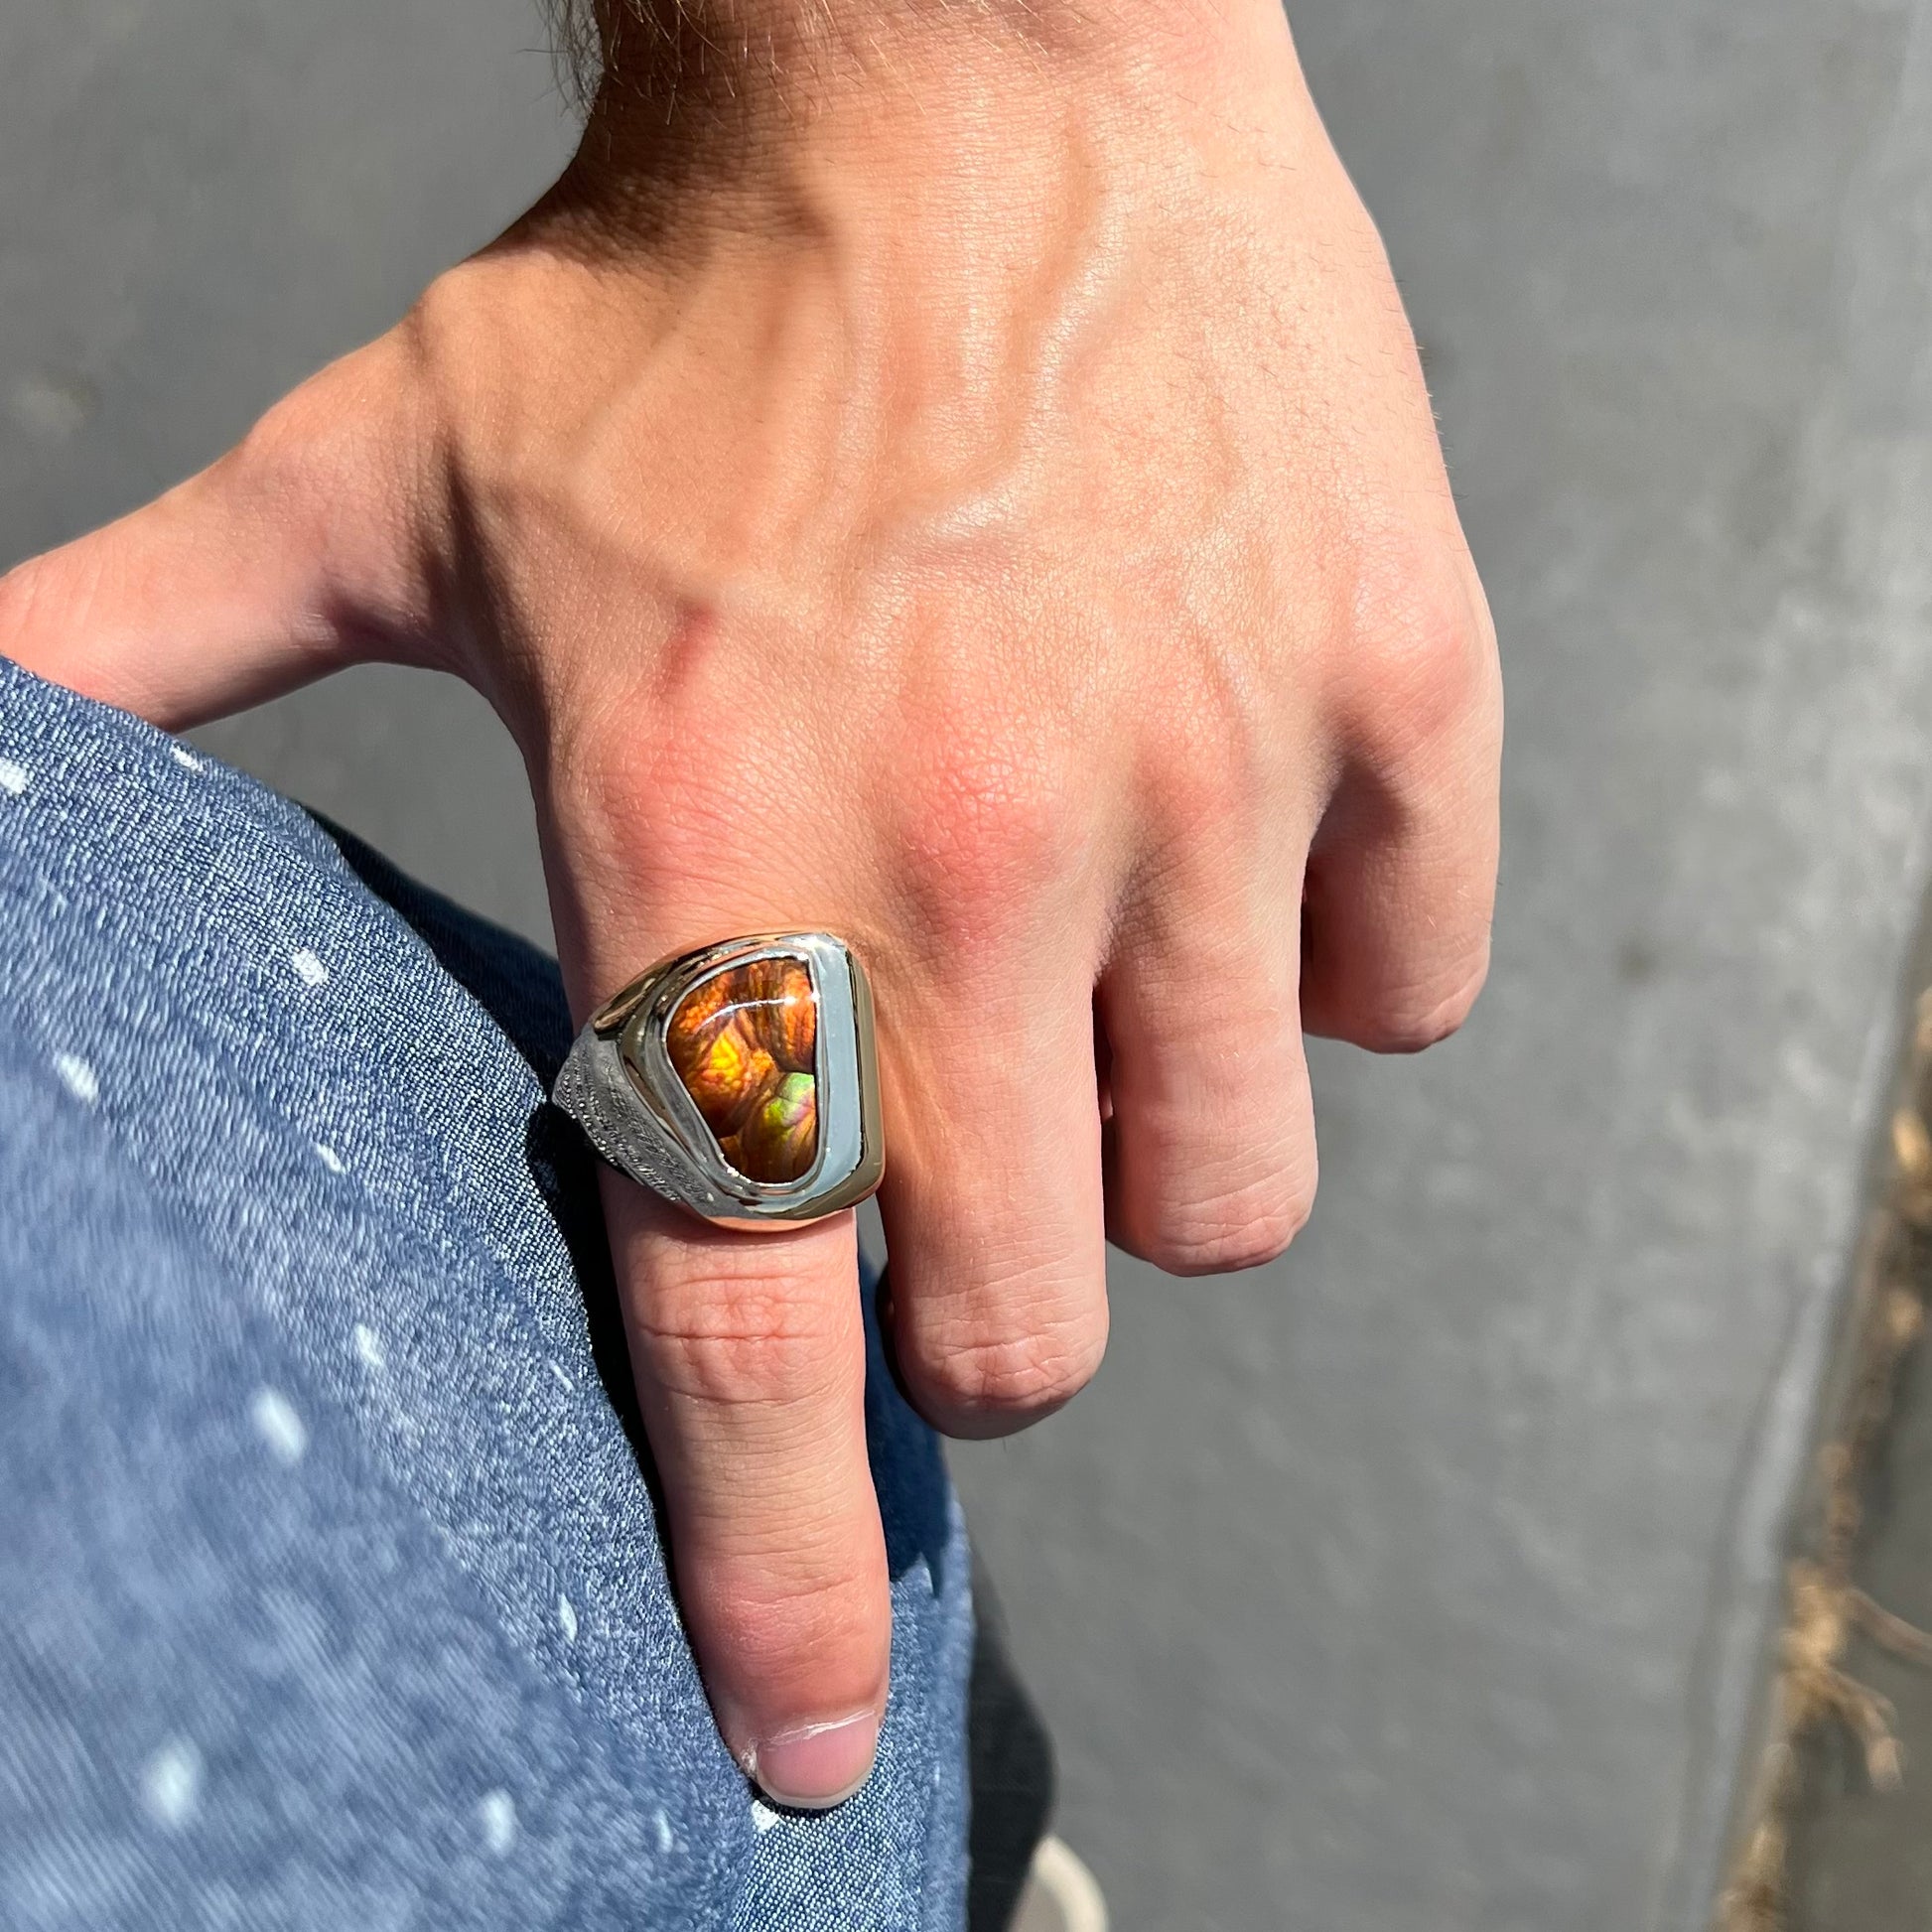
[{"left": 553, "top": 1025, "right": 693, "bottom": 1206}]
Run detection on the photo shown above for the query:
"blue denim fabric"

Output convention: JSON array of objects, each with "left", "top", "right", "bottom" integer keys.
[{"left": 0, "top": 658, "right": 972, "bottom": 1930}]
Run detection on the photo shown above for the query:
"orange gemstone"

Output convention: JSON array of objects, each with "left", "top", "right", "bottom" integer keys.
[
  {"left": 743, "top": 957, "right": 817, "bottom": 1073},
  {"left": 666, "top": 956, "right": 820, "bottom": 1182}
]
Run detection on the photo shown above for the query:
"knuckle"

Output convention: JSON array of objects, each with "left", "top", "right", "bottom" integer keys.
[
  {"left": 892, "top": 736, "right": 1078, "bottom": 952},
  {"left": 695, "top": 1561, "right": 892, "bottom": 1726},
  {"left": 559, "top": 723, "right": 674, "bottom": 868},
  {"left": 557, "top": 724, "right": 769, "bottom": 908},
  {"left": 633, "top": 1262, "right": 853, "bottom": 1410},
  {"left": 1125, "top": 1165, "right": 1316, "bottom": 1277},
  {"left": 1353, "top": 944, "right": 1492, "bottom": 1054},
  {"left": 905, "top": 1312, "right": 1108, "bottom": 1434},
  {"left": 1345, "top": 536, "right": 1496, "bottom": 769},
  {"left": 705, "top": 1561, "right": 882, "bottom": 1667}
]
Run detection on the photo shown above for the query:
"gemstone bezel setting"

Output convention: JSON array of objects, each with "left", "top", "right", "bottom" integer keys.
[{"left": 554, "top": 930, "right": 883, "bottom": 1231}]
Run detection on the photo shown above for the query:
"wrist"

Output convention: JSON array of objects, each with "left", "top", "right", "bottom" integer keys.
[{"left": 536, "top": 0, "right": 1302, "bottom": 247}]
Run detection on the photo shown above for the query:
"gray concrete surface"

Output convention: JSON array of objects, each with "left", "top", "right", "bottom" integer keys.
[{"left": 8, "top": 3, "right": 1932, "bottom": 1929}]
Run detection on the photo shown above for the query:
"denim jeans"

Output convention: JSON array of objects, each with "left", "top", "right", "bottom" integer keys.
[{"left": 0, "top": 659, "right": 979, "bottom": 1929}]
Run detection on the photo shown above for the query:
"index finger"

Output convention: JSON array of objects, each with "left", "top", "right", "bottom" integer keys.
[{"left": 603, "top": 1178, "right": 891, "bottom": 1808}]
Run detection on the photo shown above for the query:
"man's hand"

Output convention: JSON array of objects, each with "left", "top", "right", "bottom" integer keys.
[{"left": 0, "top": 0, "right": 1501, "bottom": 1807}]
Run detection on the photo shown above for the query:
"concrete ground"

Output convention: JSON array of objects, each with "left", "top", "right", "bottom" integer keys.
[{"left": 9, "top": 2, "right": 1932, "bottom": 1928}]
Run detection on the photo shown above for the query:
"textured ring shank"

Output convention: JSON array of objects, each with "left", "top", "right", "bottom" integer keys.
[{"left": 553, "top": 1025, "right": 723, "bottom": 1211}]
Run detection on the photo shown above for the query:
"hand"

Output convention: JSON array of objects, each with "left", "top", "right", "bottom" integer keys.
[{"left": 0, "top": 0, "right": 1501, "bottom": 1807}]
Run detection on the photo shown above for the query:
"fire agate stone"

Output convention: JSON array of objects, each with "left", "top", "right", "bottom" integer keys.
[{"left": 665, "top": 956, "right": 819, "bottom": 1182}]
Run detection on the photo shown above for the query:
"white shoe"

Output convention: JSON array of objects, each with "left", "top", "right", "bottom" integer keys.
[{"left": 1011, "top": 1835, "right": 1109, "bottom": 1932}]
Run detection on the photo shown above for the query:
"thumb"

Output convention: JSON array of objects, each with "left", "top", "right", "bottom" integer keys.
[{"left": 0, "top": 334, "right": 446, "bottom": 731}]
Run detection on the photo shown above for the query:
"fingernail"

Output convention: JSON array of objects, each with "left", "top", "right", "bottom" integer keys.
[{"left": 742, "top": 1711, "right": 881, "bottom": 1810}]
